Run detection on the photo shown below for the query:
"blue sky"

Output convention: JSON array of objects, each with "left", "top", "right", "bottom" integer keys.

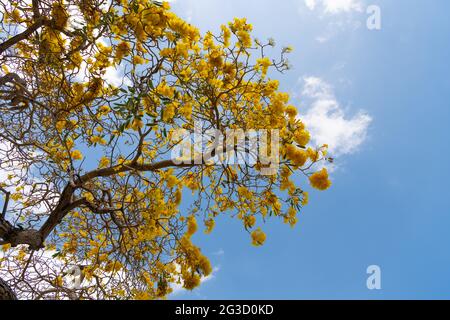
[{"left": 168, "top": 0, "right": 450, "bottom": 299}]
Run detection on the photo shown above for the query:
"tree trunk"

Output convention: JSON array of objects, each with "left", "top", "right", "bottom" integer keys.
[{"left": 0, "top": 277, "right": 17, "bottom": 300}]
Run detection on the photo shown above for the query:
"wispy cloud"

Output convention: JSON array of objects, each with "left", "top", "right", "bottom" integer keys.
[
  {"left": 300, "top": 77, "right": 372, "bottom": 156},
  {"left": 300, "top": 0, "right": 364, "bottom": 43},
  {"left": 213, "top": 249, "right": 225, "bottom": 256},
  {"left": 304, "top": 0, "right": 363, "bottom": 14}
]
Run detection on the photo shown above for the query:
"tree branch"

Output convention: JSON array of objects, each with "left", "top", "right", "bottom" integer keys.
[
  {"left": 0, "top": 155, "right": 213, "bottom": 249},
  {"left": 0, "top": 187, "right": 10, "bottom": 219},
  {"left": 0, "top": 18, "right": 45, "bottom": 55}
]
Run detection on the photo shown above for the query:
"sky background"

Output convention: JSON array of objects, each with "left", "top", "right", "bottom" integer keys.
[{"left": 167, "top": 0, "right": 450, "bottom": 299}]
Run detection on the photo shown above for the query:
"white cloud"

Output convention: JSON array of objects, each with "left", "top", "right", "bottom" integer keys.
[
  {"left": 213, "top": 248, "right": 225, "bottom": 256},
  {"left": 304, "top": 0, "right": 363, "bottom": 14},
  {"left": 103, "top": 65, "right": 130, "bottom": 88},
  {"left": 73, "top": 37, "right": 131, "bottom": 88},
  {"left": 304, "top": 0, "right": 317, "bottom": 10},
  {"left": 301, "top": 0, "right": 364, "bottom": 43},
  {"left": 315, "top": 35, "right": 329, "bottom": 43},
  {"left": 300, "top": 77, "right": 372, "bottom": 156}
]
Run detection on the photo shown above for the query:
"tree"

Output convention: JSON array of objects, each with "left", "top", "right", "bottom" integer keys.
[{"left": 0, "top": 0, "right": 332, "bottom": 300}]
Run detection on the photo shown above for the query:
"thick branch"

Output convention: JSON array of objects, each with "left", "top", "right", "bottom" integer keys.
[
  {"left": 0, "top": 0, "right": 42, "bottom": 56},
  {"left": 79, "top": 159, "right": 185, "bottom": 182},
  {"left": 0, "top": 187, "right": 10, "bottom": 219},
  {"left": 0, "top": 18, "right": 45, "bottom": 55},
  {"left": 0, "top": 158, "right": 206, "bottom": 249},
  {"left": 38, "top": 160, "right": 192, "bottom": 240},
  {"left": 0, "top": 73, "right": 27, "bottom": 87},
  {"left": 0, "top": 277, "right": 17, "bottom": 300},
  {"left": 38, "top": 184, "right": 75, "bottom": 241}
]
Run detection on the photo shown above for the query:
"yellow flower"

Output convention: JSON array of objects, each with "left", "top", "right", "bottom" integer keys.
[
  {"left": 11, "top": 193, "right": 22, "bottom": 202},
  {"left": 166, "top": 174, "right": 179, "bottom": 188},
  {"left": 309, "top": 168, "right": 332, "bottom": 191},
  {"left": 132, "top": 55, "right": 145, "bottom": 65},
  {"left": 280, "top": 166, "right": 292, "bottom": 179},
  {"left": 183, "top": 273, "right": 201, "bottom": 290},
  {"left": 162, "top": 103, "right": 176, "bottom": 122},
  {"left": 284, "top": 46, "right": 294, "bottom": 53},
  {"left": 179, "top": 102, "right": 192, "bottom": 120},
  {"left": 174, "top": 189, "right": 182, "bottom": 205},
  {"left": 54, "top": 275, "right": 64, "bottom": 287},
  {"left": 285, "top": 144, "right": 307, "bottom": 167},
  {"left": 204, "top": 219, "right": 215, "bottom": 234},
  {"left": 90, "top": 135, "right": 106, "bottom": 145},
  {"left": 79, "top": 230, "right": 88, "bottom": 238},
  {"left": 209, "top": 50, "right": 224, "bottom": 68},
  {"left": 66, "top": 137, "right": 74, "bottom": 150},
  {"left": 221, "top": 24, "right": 231, "bottom": 46},
  {"left": 99, "top": 157, "right": 110, "bottom": 168},
  {"left": 306, "top": 147, "right": 319, "bottom": 162},
  {"left": 98, "top": 254, "right": 108, "bottom": 263},
  {"left": 288, "top": 206, "right": 297, "bottom": 218},
  {"left": 285, "top": 207, "right": 298, "bottom": 227},
  {"left": 294, "top": 130, "right": 310, "bottom": 147},
  {"left": 134, "top": 291, "right": 152, "bottom": 300},
  {"left": 98, "top": 106, "right": 111, "bottom": 114},
  {"left": 52, "top": 4, "right": 69, "bottom": 29},
  {"left": 71, "top": 150, "right": 83, "bottom": 160},
  {"left": 186, "top": 215, "right": 197, "bottom": 237},
  {"left": 131, "top": 118, "right": 144, "bottom": 131},
  {"left": 160, "top": 47, "right": 173, "bottom": 57},
  {"left": 55, "top": 120, "right": 66, "bottom": 132},
  {"left": 302, "top": 191, "right": 309, "bottom": 205},
  {"left": 198, "top": 255, "right": 212, "bottom": 275},
  {"left": 115, "top": 41, "right": 131, "bottom": 62},
  {"left": 9, "top": 9, "right": 21, "bottom": 22},
  {"left": 156, "top": 81, "right": 175, "bottom": 98},
  {"left": 244, "top": 215, "right": 256, "bottom": 229},
  {"left": 162, "top": 1, "right": 171, "bottom": 10},
  {"left": 285, "top": 105, "right": 298, "bottom": 118},
  {"left": 237, "top": 30, "right": 252, "bottom": 48},
  {"left": 256, "top": 57, "right": 272, "bottom": 76},
  {"left": 251, "top": 228, "right": 266, "bottom": 246}
]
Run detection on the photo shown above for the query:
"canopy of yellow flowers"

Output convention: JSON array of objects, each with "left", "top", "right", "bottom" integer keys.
[{"left": 0, "top": 0, "right": 331, "bottom": 300}]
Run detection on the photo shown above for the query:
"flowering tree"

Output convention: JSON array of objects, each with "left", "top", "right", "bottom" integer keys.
[{"left": 0, "top": 0, "right": 331, "bottom": 300}]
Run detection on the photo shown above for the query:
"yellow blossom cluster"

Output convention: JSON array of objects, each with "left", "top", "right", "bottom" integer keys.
[
  {"left": 309, "top": 168, "right": 332, "bottom": 191},
  {"left": 251, "top": 228, "right": 267, "bottom": 246}
]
